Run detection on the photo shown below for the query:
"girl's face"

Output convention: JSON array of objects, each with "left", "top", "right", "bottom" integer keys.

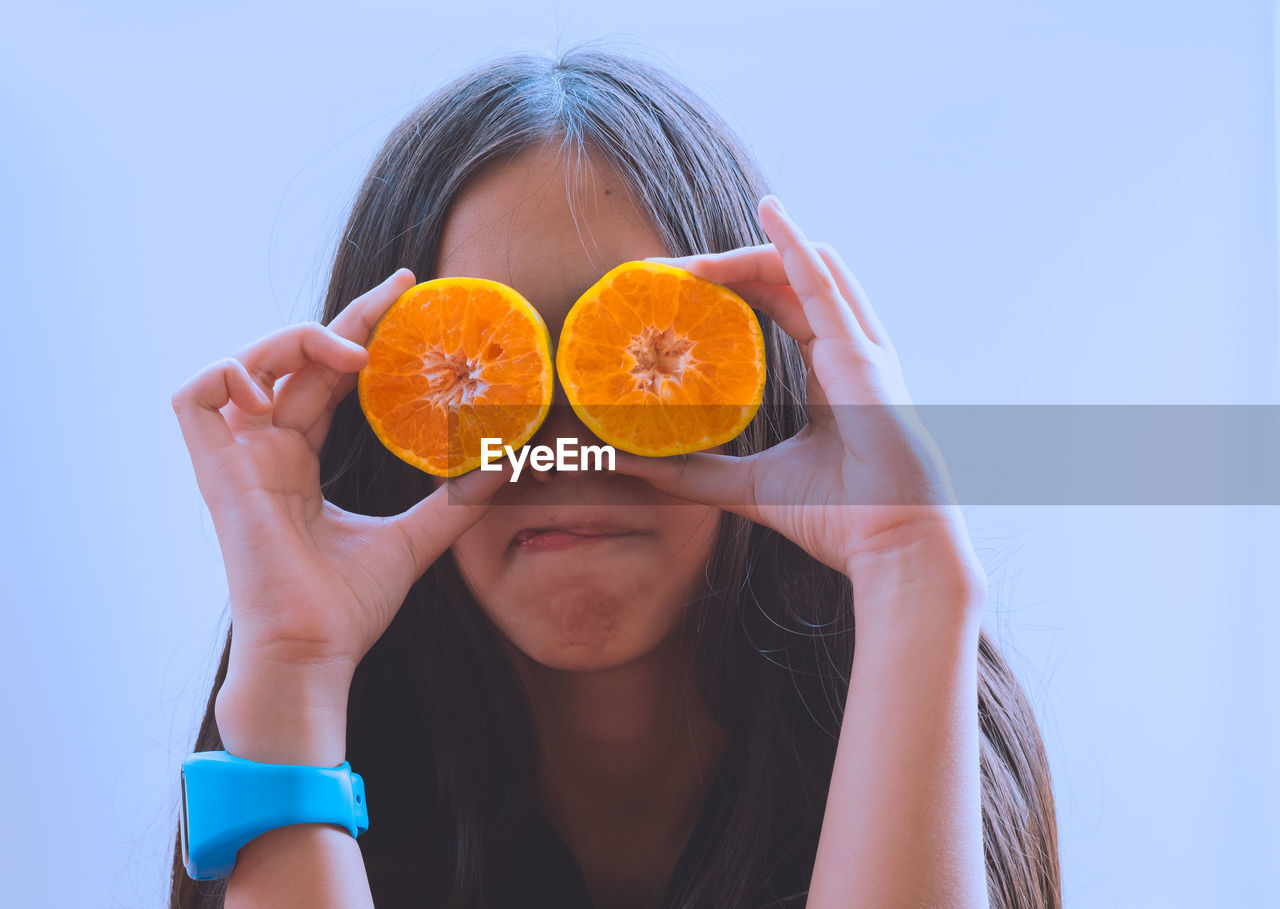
[{"left": 428, "top": 141, "right": 725, "bottom": 672}]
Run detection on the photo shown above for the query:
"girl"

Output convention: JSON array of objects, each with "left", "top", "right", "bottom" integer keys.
[{"left": 169, "top": 43, "right": 1059, "bottom": 908}]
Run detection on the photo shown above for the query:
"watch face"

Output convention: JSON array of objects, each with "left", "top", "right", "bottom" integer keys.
[{"left": 179, "top": 768, "right": 190, "bottom": 866}]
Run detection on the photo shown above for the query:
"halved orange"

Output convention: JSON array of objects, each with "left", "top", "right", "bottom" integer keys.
[
  {"left": 555, "top": 261, "right": 767, "bottom": 456},
  {"left": 357, "top": 278, "right": 553, "bottom": 477}
]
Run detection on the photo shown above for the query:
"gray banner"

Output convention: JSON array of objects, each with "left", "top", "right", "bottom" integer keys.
[
  {"left": 435, "top": 405, "right": 1280, "bottom": 505},
  {"left": 914, "top": 404, "right": 1280, "bottom": 505}
]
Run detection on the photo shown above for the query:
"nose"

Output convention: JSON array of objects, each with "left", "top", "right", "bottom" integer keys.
[{"left": 523, "top": 381, "right": 605, "bottom": 483}]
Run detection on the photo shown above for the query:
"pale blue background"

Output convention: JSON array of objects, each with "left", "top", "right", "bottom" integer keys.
[{"left": 2, "top": 1, "right": 1276, "bottom": 906}]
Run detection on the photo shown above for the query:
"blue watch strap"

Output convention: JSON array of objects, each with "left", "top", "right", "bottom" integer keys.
[{"left": 181, "top": 750, "right": 368, "bottom": 881}]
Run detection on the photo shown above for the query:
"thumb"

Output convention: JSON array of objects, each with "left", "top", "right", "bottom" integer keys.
[
  {"left": 610, "top": 450, "right": 761, "bottom": 523},
  {"left": 391, "top": 459, "right": 514, "bottom": 577}
]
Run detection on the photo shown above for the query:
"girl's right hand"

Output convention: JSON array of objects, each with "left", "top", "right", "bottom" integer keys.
[{"left": 171, "top": 269, "right": 512, "bottom": 676}]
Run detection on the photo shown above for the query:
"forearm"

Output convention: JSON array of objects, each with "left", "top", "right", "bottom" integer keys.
[
  {"left": 214, "top": 657, "right": 375, "bottom": 909},
  {"left": 808, "top": 542, "right": 988, "bottom": 909}
]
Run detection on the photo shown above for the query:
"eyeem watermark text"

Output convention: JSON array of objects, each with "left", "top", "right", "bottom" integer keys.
[{"left": 481, "top": 437, "right": 616, "bottom": 482}]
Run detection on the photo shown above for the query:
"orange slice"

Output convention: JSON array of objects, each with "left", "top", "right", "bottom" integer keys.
[
  {"left": 358, "top": 278, "right": 553, "bottom": 477},
  {"left": 555, "top": 261, "right": 766, "bottom": 456}
]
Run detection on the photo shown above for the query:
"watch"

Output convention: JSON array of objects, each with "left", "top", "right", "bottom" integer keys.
[{"left": 179, "top": 750, "right": 369, "bottom": 881}]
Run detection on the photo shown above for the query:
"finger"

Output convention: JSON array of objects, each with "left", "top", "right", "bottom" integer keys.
[
  {"left": 647, "top": 244, "right": 855, "bottom": 427},
  {"left": 390, "top": 458, "right": 514, "bottom": 578},
  {"left": 701, "top": 279, "right": 815, "bottom": 349},
  {"left": 270, "top": 339, "right": 368, "bottom": 440},
  {"left": 171, "top": 357, "right": 274, "bottom": 479},
  {"left": 812, "top": 243, "right": 893, "bottom": 351},
  {"left": 645, "top": 273, "right": 836, "bottom": 431},
  {"left": 755, "top": 196, "right": 873, "bottom": 351},
  {"left": 646, "top": 245, "right": 810, "bottom": 366},
  {"left": 650, "top": 214, "right": 887, "bottom": 352},
  {"left": 645, "top": 252, "right": 819, "bottom": 372},
  {"left": 300, "top": 378, "right": 348, "bottom": 456},
  {"left": 648, "top": 246, "right": 870, "bottom": 353},
  {"left": 609, "top": 450, "right": 763, "bottom": 525},
  {"left": 326, "top": 268, "right": 417, "bottom": 344},
  {"left": 647, "top": 244, "right": 785, "bottom": 286},
  {"left": 223, "top": 321, "right": 370, "bottom": 435},
  {"left": 280, "top": 351, "right": 368, "bottom": 455},
  {"left": 272, "top": 269, "right": 415, "bottom": 444},
  {"left": 686, "top": 280, "right": 837, "bottom": 432}
]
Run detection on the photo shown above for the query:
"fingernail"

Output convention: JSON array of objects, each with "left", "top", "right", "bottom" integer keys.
[{"left": 763, "top": 194, "right": 786, "bottom": 215}]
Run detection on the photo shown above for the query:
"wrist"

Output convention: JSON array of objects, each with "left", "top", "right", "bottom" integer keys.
[
  {"left": 845, "top": 534, "right": 987, "bottom": 640},
  {"left": 215, "top": 656, "right": 354, "bottom": 768}
]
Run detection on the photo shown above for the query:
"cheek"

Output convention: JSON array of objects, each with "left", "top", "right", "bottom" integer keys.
[
  {"left": 645, "top": 509, "right": 727, "bottom": 609},
  {"left": 448, "top": 521, "right": 494, "bottom": 582},
  {"left": 660, "top": 507, "right": 723, "bottom": 586}
]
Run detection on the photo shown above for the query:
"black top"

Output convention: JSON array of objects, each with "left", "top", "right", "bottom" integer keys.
[{"left": 490, "top": 756, "right": 813, "bottom": 908}]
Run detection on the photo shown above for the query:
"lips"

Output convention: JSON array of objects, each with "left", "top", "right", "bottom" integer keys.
[{"left": 511, "top": 522, "right": 645, "bottom": 547}]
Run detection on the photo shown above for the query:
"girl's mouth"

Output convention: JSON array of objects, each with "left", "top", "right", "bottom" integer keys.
[{"left": 512, "top": 524, "right": 647, "bottom": 551}]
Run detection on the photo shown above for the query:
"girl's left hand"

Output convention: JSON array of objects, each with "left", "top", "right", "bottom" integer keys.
[{"left": 611, "top": 195, "right": 985, "bottom": 621}]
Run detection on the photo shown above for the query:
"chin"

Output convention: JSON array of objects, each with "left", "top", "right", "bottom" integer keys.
[
  {"left": 518, "top": 645, "right": 644, "bottom": 673},
  {"left": 492, "top": 593, "right": 676, "bottom": 673},
  {"left": 499, "top": 628, "right": 658, "bottom": 673}
]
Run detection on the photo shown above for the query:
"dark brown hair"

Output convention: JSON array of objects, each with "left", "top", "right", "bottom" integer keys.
[{"left": 171, "top": 40, "right": 1060, "bottom": 908}]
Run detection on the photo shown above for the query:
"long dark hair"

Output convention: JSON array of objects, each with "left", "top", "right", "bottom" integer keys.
[{"left": 171, "top": 41, "right": 1060, "bottom": 908}]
